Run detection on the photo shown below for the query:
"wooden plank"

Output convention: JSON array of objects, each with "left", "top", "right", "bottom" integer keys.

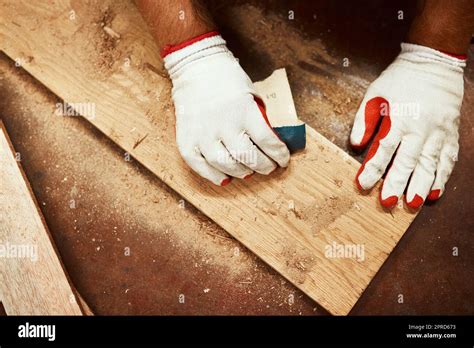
[
  {"left": 74, "top": 289, "right": 94, "bottom": 316},
  {"left": 0, "top": 0, "right": 418, "bottom": 315},
  {"left": 0, "top": 121, "right": 84, "bottom": 315}
]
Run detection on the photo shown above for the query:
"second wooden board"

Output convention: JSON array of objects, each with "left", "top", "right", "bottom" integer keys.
[{"left": 0, "top": 121, "right": 84, "bottom": 315}]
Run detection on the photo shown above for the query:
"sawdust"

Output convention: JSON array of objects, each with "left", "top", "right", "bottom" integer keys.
[
  {"left": 334, "top": 179, "right": 343, "bottom": 188},
  {"left": 302, "top": 195, "right": 354, "bottom": 235},
  {"left": 66, "top": 1, "right": 134, "bottom": 79},
  {"left": 282, "top": 247, "right": 317, "bottom": 285},
  {"left": 95, "top": 9, "right": 117, "bottom": 68},
  {"left": 250, "top": 196, "right": 280, "bottom": 216},
  {"left": 132, "top": 133, "right": 148, "bottom": 149}
]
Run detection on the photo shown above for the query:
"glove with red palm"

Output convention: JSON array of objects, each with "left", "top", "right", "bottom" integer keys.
[{"left": 350, "top": 43, "right": 466, "bottom": 209}]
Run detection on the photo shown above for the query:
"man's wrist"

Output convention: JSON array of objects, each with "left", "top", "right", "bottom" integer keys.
[
  {"left": 407, "top": 2, "right": 472, "bottom": 56},
  {"left": 407, "top": 28, "right": 469, "bottom": 59},
  {"left": 161, "top": 30, "right": 220, "bottom": 58}
]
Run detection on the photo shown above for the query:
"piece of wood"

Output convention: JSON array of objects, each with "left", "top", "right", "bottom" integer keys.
[
  {"left": 0, "top": 0, "right": 418, "bottom": 315},
  {"left": 74, "top": 289, "right": 94, "bottom": 316},
  {"left": 0, "top": 121, "right": 84, "bottom": 315}
]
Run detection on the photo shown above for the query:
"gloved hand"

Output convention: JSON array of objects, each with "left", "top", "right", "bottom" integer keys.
[
  {"left": 162, "top": 32, "right": 290, "bottom": 186},
  {"left": 350, "top": 43, "right": 466, "bottom": 209}
]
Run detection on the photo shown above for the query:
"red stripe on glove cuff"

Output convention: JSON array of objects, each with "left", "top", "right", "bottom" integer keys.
[
  {"left": 439, "top": 50, "right": 467, "bottom": 60},
  {"left": 161, "top": 31, "right": 220, "bottom": 58}
]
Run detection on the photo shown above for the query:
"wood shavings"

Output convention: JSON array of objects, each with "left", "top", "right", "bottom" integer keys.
[{"left": 103, "top": 25, "right": 120, "bottom": 39}]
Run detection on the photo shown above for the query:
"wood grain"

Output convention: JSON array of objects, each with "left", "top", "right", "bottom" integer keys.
[
  {"left": 0, "top": 0, "right": 418, "bottom": 315},
  {"left": 0, "top": 121, "right": 83, "bottom": 315}
]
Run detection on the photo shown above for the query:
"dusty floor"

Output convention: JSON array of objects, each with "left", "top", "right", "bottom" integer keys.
[{"left": 0, "top": 0, "right": 473, "bottom": 315}]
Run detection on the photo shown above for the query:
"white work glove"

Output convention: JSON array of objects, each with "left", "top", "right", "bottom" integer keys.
[
  {"left": 350, "top": 43, "right": 466, "bottom": 209},
  {"left": 163, "top": 33, "right": 290, "bottom": 186}
]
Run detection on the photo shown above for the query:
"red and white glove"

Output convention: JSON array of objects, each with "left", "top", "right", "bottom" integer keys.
[
  {"left": 350, "top": 43, "right": 466, "bottom": 209},
  {"left": 162, "top": 32, "right": 290, "bottom": 186}
]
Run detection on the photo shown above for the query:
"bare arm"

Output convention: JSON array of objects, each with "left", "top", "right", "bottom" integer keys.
[
  {"left": 136, "top": 0, "right": 215, "bottom": 52},
  {"left": 408, "top": 0, "right": 474, "bottom": 55}
]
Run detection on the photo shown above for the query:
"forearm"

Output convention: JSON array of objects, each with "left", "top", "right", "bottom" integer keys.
[
  {"left": 136, "top": 0, "right": 215, "bottom": 52},
  {"left": 408, "top": 0, "right": 474, "bottom": 55}
]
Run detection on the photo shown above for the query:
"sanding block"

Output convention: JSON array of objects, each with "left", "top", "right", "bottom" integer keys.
[{"left": 254, "top": 68, "right": 306, "bottom": 152}]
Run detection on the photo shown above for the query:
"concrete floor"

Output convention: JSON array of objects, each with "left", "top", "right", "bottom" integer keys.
[{"left": 0, "top": 0, "right": 472, "bottom": 315}]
